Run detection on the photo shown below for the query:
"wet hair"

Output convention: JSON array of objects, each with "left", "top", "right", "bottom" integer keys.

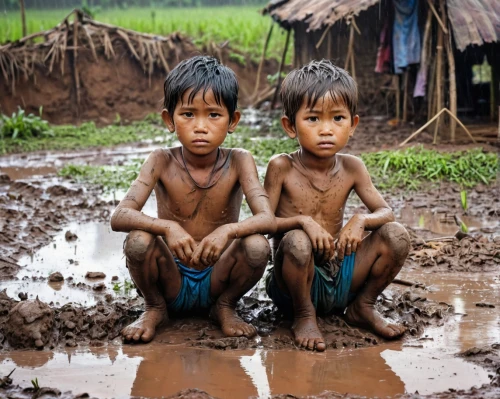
[
  {"left": 163, "top": 55, "right": 238, "bottom": 121},
  {"left": 280, "top": 59, "right": 358, "bottom": 125}
]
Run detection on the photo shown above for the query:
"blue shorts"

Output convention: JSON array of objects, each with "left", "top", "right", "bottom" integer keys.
[
  {"left": 266, "top": 253, "right": 356, "bottom": 318},
  {"left": 167, "top": 259, "right": 215, "bottom": 314}
]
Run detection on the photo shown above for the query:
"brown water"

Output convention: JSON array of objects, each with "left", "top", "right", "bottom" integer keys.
[{"left": 0, "top": 270, "right": 496, "bottom": 398}]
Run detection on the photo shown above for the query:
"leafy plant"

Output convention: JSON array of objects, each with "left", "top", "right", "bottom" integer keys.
[
  {"left": 460, "top": 221, "right": 469, "bottom": 233},
  {"left": 0, "top": 108, "right": 52, "bottom": 140},
  {"left": 229, "top": 52, "right": 246, "bottom": 66},
  {"left": 31, "top": 377, "right": 40, "bottom": 391},
  {"left": 460, "top": 190, "right": 468, "bottom": 212}
]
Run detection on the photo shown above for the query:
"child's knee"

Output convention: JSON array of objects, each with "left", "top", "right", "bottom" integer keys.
[
  {"left": 241, "top": 234, "right": 270, "bottom": 269},
  {"left": 124, "top": 230, "right": 155, "bottom": 264},
  {"left": 378, "top": 222, "right": 410, "bottom": 260},
  {"left": 282, "top": 230, "right": 312, "bottom": 266}
]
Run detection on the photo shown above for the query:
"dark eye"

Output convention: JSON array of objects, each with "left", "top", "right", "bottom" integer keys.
[
  {"left": 182, "top": 112, "right": 194, "bottom": 118},
  {"left": 333, "top": 116, "right": 344, "bottom": 122},
  {"left": 308, "top": 116, "right": 318, "bottom": 122},
  {"left": 209, "top": 113, "right": 221, "bottom": 118}
]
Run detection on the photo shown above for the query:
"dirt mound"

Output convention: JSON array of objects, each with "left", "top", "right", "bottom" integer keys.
[
  {"left": 5, "top": 298, "right": 54, "bottom": 349},
  {"left": 407, "top": 233, "right": 500, "bottom": 272},
  {"left": 458, "top": 343, "right": 500, "bottom": 387},
  {"left": 0, "top": 10, "right": 277, "bottom": 125}
]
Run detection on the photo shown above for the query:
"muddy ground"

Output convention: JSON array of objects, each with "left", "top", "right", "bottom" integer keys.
[{"left": 0, "top": 118, "right": 498, "bottom": 398}]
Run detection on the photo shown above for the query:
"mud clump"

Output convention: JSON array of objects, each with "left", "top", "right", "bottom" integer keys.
[
  {"left": 65, "top": 230, "right": 78, "bottom": 241},
  {"left": 85, "top": 272, "right": 106, "bottom": 279},
  {"left": 459, "top": 343, "right": 500, "bottom": 386},
  {"left": 5, "top": 298, "right": 54, "bottom": 349},
  {"left": 48, "top": 272, "right": 64, "bottom": 282}
]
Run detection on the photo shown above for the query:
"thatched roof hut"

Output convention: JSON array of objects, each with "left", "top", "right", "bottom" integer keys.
[{"left": 263, "top": 0, "right": 500, "bottom": 142}]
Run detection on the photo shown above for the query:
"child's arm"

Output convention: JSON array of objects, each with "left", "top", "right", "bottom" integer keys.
[
  {"left": 264, "top": 155, "right": 335, "bottom": 263},
  {"left": 336, "top": 156, "right": 395, "bottom": 260},
  {"left": 191, "top": 150, "right": 277, "bottom": 266},
  {"left": 110, "top": 149, "right": 197, "bottom": 261}
]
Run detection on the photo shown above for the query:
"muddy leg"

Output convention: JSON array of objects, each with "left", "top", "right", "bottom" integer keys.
[
  {"left": 210, "top": 234, "right": 270, "bottom": 338},
  {"left": 122, "top": 231, "right": 181, "bottom": 343},
  {"left": 276, "top": 230, "right": 325, "bottom": 352},
  {"left": 345, "top": 222, "right": 411, "bottom": 339}
]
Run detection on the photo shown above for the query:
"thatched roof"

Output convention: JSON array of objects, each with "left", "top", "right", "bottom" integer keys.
[
  {"left": 447, "top": 0, "right": 500, "bottom": 51},
  {"left": 264, "top": 0, "right": 380, "bottom": 31},
  {"left": 264, "top": 0, "right": 500, "bottom": 50}
]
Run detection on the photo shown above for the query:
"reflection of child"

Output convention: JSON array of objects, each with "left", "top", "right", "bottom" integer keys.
[
  {"left": 111, "top": 56, "right": 276, "bottom": 343},
  {"left": 264, "top": 60, "right": 410, "bottom": 351}
]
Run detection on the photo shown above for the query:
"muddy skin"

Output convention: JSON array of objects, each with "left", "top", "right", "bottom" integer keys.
[{"left": 344, "top": 222, "right": 411, "bottom": 339}]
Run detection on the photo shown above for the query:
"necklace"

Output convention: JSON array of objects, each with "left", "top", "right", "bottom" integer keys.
[{"left": 181, "top": 147, "right": 221, "bottom": 189}]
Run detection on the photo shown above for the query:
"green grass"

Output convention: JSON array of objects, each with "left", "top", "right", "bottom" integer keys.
[
  {"left": 360, "top": 146, "right": 499, "bottom": 190},
  {"left": 0, "top": 115, "right": 172, "bottom": 154},
  {"left": 0, "top": 6, "right": 290, "bottom": 62}
]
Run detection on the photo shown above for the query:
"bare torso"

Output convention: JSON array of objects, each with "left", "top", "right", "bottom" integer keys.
[{"left": 154, "top": 147, "right": 243, "bottom": 242}]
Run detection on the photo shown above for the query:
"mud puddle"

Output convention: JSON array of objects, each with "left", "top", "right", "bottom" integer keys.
[
  {"left": 399, "top": 205, "right": 497, "bottom": 235},
  {"left": 0, "top": 271, "right": 496, "bottom": 398}
]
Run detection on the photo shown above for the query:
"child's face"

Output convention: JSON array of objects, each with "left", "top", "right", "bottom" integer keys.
[
  {"left": 282, "top": 93, "right": 359, "bottom": 159},
  {"left": 162, "top": 88, "right": 240, "bottom": 156}
]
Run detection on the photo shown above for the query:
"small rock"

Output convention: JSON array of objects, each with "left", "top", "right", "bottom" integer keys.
[
  {"left": 85, "top": 272, "right": 106, "bottom": 279},
  {"left": 65, "top": 231, "right": 78, "bottom": 241},
  {"left": 476, "top": 303, "right": 495, "bottom": 308},
  {"left": 65, "top": 331, "right": 75, "bottom": 339},
  {"left": 104, "top": 294, "right": 113, "bottom": 303},
  {"left": 48, "top": 272, "right": 64, "bottom": 282},
  {"left": 66, "top": 339, "right": 77, "bottom": 347},
  {"left": 18, "top": 292, "right": 28, "bottom": 301},
  {"left": 111, "top": 276, "right": 119, "bottom": 281},
  {"left": 92, "top": 282, "right": 106, "bottom": 291},
  {"left": 65, "top": 320, "right": 76, "bottom": 330}
]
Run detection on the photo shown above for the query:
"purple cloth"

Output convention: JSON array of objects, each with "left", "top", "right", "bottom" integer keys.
[{"left": 393, "top": 0, "right": 421, "bottom": 74}]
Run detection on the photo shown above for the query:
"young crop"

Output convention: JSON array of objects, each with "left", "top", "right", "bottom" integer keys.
[{"left": 0, "top": 108, "right": 52, "bottom": 140}]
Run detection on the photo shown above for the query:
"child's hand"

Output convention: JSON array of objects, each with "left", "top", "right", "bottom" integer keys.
[
  {"left": 300, "top": 216, "right": 335, "bottom": 264},
  {"left": 336, "top": 215, "right": 365, "bottom": 260},
  {"left": 165, "top": 224, "right": 197, "bottom": 263},
  {"left": 191, "top": 225, "right": 232, "bottom": 267}
]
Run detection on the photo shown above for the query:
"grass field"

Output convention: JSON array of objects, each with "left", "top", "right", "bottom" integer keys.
[{"left": 0, "top": 6, "right": 290, "bottom": 61}]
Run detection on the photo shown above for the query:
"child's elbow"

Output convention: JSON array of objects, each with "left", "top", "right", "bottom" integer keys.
[{"left": 110, "top": 207, "right": 125, "bottom": 232}]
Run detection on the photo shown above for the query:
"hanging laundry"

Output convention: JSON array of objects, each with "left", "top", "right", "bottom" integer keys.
[
  {"left": 375, "top": 18, "right": 393, "bottom": 74},
  {"left": 392, "top": 0, "right": 421, "bottom": 74}
]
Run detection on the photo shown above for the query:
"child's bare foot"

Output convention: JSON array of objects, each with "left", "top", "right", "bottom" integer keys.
[
  {"left": 292, "top": 316, "right": 326, "bottom": 351},
  {"left": 211, "top": 301, "right": 257, "bottom": 338},
  {"left": 121, "top": 307, "right": 167, "bottom": 343},
  {"left": 345, "top": 299, "right": 406, "bottom": 339}
]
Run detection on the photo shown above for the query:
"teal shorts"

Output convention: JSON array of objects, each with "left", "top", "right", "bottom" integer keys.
[
  {"left": 167, "top": 259, "right": 215, "bottom": 314},
  {"left": 265, "top": 253, "right": 356, "bottom": 318}
]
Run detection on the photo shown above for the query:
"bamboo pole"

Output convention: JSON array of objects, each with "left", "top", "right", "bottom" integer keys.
[
  {"left": 73, "top": 12, "right": 80, "bottom": 113},
  {"left": 19, "top": 0, "right": 27, "bottom": 37},
  {"left": 435, "top": 0, "right": 445, "bottom": 138},
  {"left": 395, "top": 75, "right": 401, "bottom": 122},
  {"left": 428, "top": 55, "right": 436, "bottom": 120},
  {"left": 446, "top": 25, "right": 457, "bottom": 141},
  {"left": 426, "top": 0, "right": 448, "bottom": 34},
  {"left": 403, "top": 69, "right": 408, "bottom": 122},
  {"left": 252, "top": 22, "right": 274, "bottom": 100},
  {"left": 345, "top": 23, "right": 354, "bottom": 71},
  {"left": 400, "top": 108, "right": 476, "bottom": 146},
  {"left": 270, "top": 28, "right": 291, "bottom": 110}
]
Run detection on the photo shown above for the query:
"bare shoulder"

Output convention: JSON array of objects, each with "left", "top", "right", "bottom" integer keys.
[
  {"left": 339, "top": 153, "right": 367, "bottom": 173},
  {"left": 267, "top": 153, "right": 294, "bottom": 172}
]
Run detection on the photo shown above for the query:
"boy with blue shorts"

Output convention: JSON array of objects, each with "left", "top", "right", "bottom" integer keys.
[
  {"left": 264, "top": 60, "right": 410, "bottom": 352},
  {"left": 111, "top": 56, "right": 276, "bottom": 343}
]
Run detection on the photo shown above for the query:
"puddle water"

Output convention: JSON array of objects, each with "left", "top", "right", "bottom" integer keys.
[
  {"left": 0, "top": 270, "right": 496, "bottom": 398},
  {"left": 399, "top": 205, "right": 495, "bottom": 235}
]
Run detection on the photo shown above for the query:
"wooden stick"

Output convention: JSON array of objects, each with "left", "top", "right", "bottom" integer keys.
[
  {"left": 403, "top": 69, "right": 408, "bottom": 122},
  {"left": 252, "top": 22, "right": 274, "bottom": 99},
  {"left": 435, "top": 1, "right": 444, "bottom": 137},
  {"left": 399, "top": 107, "right": 447, "bottom": 146},
  {"left": 426, "top": 0, "right": 448, "bottom": 34},
  {"left": 316, "top": 24, "right": 331, "bottom": 50},
  {"left": 345, "top": 23, "right": 354, "bottom": 71},
  {"left": 392, "top": 279, "right": 427, "bottom": 289},
  {"left": 395, "top": 75, "right": 401, "bottom": 122},
  {"left": 19, "top": 0, "right": 27, "bottom": 37},
  {"left": 73, "top": 12, "right": 80, "bottom": 113},
  {"left": 271, "top": 28, "right": 291, "bottom": 109},
  {"left": 446, "top": 25, "right": 457, "bottom": 142},
  {"left": 433, "top": 114, "right": 441, "bottom": 144},
  {"left": 427, "top": 54, "right": 437, "bottom": 121},
  {"left": 445, "top": 109, "right": 476, "bottom": 143}
]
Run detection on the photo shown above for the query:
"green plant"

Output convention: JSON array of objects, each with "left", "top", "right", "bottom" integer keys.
[
  {"left": 0, "top": 108, "right": 52, "bottom": 140},
  {"left": 460, "top": 190, "right": 468, "bottom": 212},
  {"left": 460, "top": 221, "right": 469, "bottom": 233},
  {"left": 229, "top": 52, "right": 246, "bottom": 66},
  {"left": 267, "top": 71, "right": 288, "bottom": 85},
  {"left": 31, "top": 377, "right": 40, "bottom": 391}
]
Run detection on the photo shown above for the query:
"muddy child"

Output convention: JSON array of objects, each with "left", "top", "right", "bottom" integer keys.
[
  {"left": 263, "top": 60, "right": 411, "bottom": 352},
  {"left": 111, "top": 55, "right": 276, "bottom": 343}
]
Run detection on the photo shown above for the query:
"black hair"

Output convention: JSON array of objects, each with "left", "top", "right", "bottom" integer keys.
[
  {"left": 280, "top": 59, "right": 358, "bottom": 125},
  {"left": 163, "top": 55, "right": 238, "bottom": 121}
]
